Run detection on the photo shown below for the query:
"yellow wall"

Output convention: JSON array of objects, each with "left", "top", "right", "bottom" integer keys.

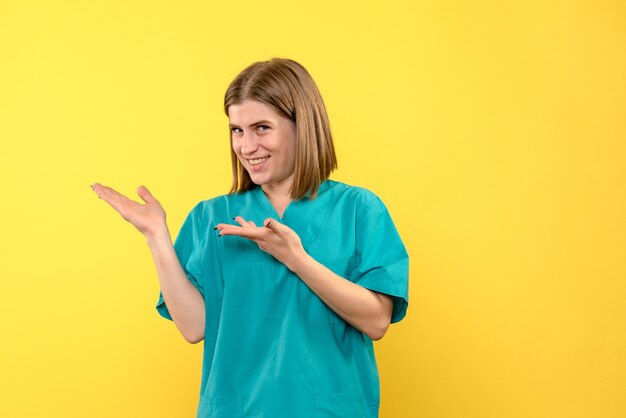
[{"left": 1, "top": 1, "right": 624, "bottom": 417}]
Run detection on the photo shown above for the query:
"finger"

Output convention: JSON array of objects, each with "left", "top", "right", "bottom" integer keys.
[
  {"left": 92, "top": 183, "right": 115, "bottom": 199},
  {"left": 218, "top": 225, "right": 265, "bottom": 240},
  {"left": 137, "top": 185, "right": 156, "bottom": 204},
  {"left": 214, "top": 221, "right": 256, "bottom": 233},
  {"left": 91, "top": 183, "right": 104, "bottom": 198},
  {"left": 94, "top": 184, "right": 134, "bottom": 213},
  {"left": 233, "top": 216, "right": 256, "bottom": 228},
  {"left": 95, "top": 184, "right": 124, "bottom": 204},
  {"left": 263, "top": 218, "right": 280, "bottom": 230},
  {"left": 214, "top": 222, "right": 238, "bottom": 231}
]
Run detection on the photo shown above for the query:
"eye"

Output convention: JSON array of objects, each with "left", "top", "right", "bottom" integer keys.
[
  {"left": 257, "top": 125, "right": 270, "bottom": 132},
  {"left": 230, "top": 127, "right": 243, "bottom": 134}
]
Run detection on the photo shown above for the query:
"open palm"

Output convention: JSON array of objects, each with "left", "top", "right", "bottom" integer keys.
[{"left": 91, "top": 183, "right": 167, "bottom": 237}]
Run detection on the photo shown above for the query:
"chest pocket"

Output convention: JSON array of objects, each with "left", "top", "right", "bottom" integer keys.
[{"left": 301, "top": 261, "right": 356, "bottom": 325}]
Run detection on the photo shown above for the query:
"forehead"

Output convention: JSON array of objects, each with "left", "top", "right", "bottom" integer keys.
[{"left": 228, "top": 99, "right": 284, "bottom": 124}]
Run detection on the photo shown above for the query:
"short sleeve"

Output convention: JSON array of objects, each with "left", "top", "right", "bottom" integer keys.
[
  {"left": 349, "top": 193, "right": 409, "bottom": 323},
  {"left": 155, "top": 202, "right": 206, "bottom": 321}
]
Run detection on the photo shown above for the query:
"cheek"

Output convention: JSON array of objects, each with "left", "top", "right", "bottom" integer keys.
[
  {"left": 231, "top": 139, "right": 240, "bottom": 154},
  {"left": 288, "top": 143, "right": 297, "bottom": 162}
]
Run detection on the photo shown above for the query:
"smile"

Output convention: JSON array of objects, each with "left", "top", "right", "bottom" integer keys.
[{"left": 248, "top": 156, "right": 270, "bottom": 166}]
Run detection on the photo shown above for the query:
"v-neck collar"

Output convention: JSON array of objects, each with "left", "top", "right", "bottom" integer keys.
[{"left": 254, "top": 180, "right": 331, "bottom": 222}]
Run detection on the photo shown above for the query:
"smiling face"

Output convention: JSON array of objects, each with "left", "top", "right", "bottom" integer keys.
[{"left": 228, "top": 99, "right": 297, "bottom": 193}]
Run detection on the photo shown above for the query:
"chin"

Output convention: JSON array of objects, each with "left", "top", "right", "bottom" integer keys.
[{"left": 247, "top": 173, "right": 269, "bottom": 185}]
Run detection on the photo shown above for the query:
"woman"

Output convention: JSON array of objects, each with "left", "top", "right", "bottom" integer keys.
[{"left": 92, "top": 58, "right": 409, "bottom": 418}]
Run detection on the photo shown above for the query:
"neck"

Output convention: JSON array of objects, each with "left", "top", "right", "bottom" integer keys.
[{"left": 261, "top": 178, "right": 293, "bottom": 202}]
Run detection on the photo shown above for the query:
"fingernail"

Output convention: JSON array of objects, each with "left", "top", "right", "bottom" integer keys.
[
  {"left": 233, "top": 217, "right": 237, "bottom": 220},
  {"left": 213, "top": 227, "right": 218, "bottom": 230},
  {"left": 217, "top": 234, "right": 222, "bottom": 238},
  {"left": 266, "top": 221, "right": 272, "bottom": 227}
]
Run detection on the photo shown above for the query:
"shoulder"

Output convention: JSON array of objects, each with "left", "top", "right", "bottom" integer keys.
[
  {"left": 185, "top": 190, "right": 254, "bottom": 219},
  {"left": 324, "top": 179, "right": 387, "bottom": 213}
]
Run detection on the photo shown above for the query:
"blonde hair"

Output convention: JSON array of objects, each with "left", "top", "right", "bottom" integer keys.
[{"left": 224, "top": 58, "right": 337, "bottom": 200}]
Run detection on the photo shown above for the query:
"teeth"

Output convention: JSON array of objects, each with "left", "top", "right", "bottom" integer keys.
[{"left": 249, "top": 157, "right": 269, "bottom": 165}]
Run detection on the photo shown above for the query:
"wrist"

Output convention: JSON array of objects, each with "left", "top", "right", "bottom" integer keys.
[
  {"left": 145, "top": 227, "right": 172, "bottom": 249},
  {"left": 287, "top": 248, "right": 314, "bottom": 275}
]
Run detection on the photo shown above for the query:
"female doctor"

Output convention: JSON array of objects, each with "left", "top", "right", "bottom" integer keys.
[{"left": 92, "top": 58, "right": 409, "bottom": 418}]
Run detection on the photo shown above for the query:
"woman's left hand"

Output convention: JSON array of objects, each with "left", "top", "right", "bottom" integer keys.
[{"left": 215, "top": 216, "right": 306, "bottom": 271}]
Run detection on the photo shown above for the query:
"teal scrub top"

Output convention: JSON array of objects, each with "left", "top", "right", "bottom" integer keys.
[{"left": 156, "top": 179, "right": 409, "bottom": 418}]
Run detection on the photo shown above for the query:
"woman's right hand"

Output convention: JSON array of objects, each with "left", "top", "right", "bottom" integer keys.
[{"left": 91, "top": 183, "right": 168, "bottom": 239}]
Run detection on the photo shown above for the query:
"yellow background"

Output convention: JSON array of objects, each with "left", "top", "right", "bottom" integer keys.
[{"left": 1, "top": 0, "right": 625, "bottom": 417}]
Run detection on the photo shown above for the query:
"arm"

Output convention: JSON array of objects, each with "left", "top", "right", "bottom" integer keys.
[
  {"left": 91, "top": 183, "right": 205, "bottom": 344},
  {"left": 216, "top": 217, "right": 394, "bottom": 340},
  {"left": 289, "top": 252, "right": 394, "bottom": 340},
  {"left": 147, "top": 229, "right": 206, "bottom": 344}
]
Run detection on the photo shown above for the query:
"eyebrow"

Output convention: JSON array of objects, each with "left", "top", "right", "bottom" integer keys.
[{"left": 228, "top": 119, "right": 274, "bottom": 129}]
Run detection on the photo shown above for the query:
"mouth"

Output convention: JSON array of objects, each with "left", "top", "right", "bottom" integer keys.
[{"left": 248, "top": 156, "right": 270, "bottom": 166}]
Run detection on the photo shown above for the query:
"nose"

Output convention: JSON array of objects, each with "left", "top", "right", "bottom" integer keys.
[{"left": 240, "top": 131, "right": 259, "bottom": 156}]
